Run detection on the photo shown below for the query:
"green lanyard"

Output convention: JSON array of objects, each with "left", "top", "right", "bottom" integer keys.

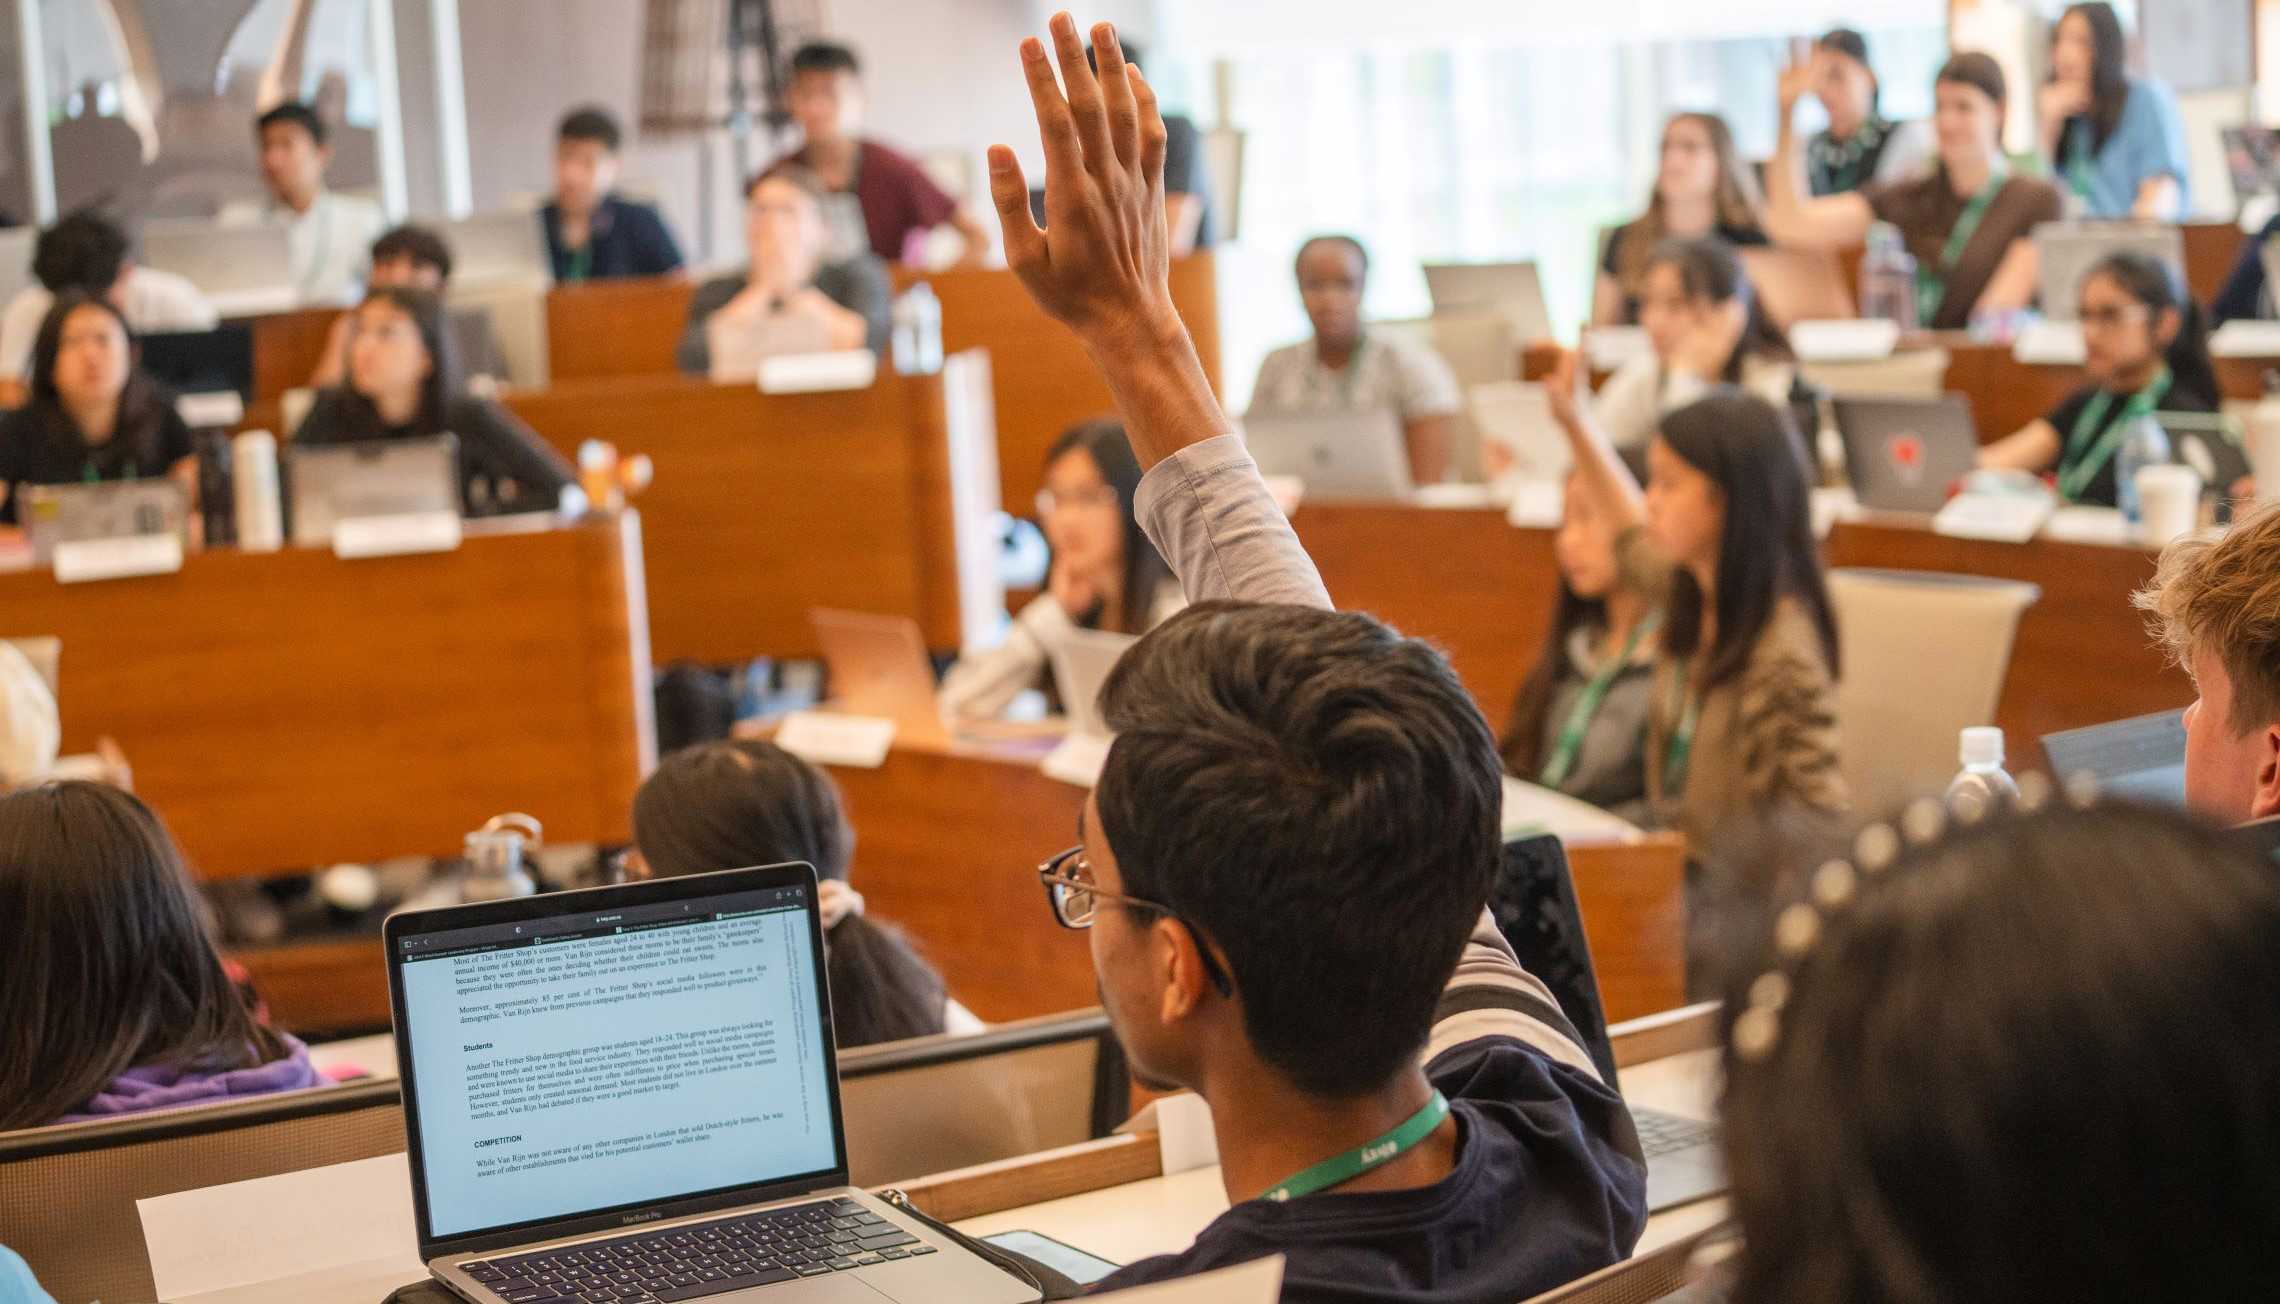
[
  {"left": 2062, "top": 121, "right": 2098, "bottom": 202},
  {"left": 564, "top": 244, "right": 594, "bottom": 284},
  {"left": 1539, "top": 613, "right": 1660, "bottom": 791},
  {"left": 2059, "top": 367, "right": 2170, "bottom": 502},
  {"left": 1261, "top": 1091, "right": 1449, "bottom": 1203},
  {"left": 1914, "top": 167, "right": 2007, "bottom": 326},
  {"left": 1661, "top": 659, "right": 1701, "bottom": 795}
]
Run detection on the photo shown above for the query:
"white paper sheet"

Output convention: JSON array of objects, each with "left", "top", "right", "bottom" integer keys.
[
  {"left": 1117, "top": 1091, "right": 1221, "bottom": 1175},
  {"left": 138, "top": 1153, "right": 421, "bottom": 1301}
]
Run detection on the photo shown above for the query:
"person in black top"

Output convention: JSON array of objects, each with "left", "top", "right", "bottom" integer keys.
[
  {"left": 1980, "top": 250, "right": 2219, "bottom": 508},
  {"left": 541, "top": 106, "right": 686, "bottom": 283},
  {"left": 2211, "top": 212, "right": 2280, "bottom": 326},
  {"left": 291, "top": 287, "right": 574, "bottom": 517},
  {"left": 1593, "top": 112, "right": 1767, "bottom": 326},
  {"left": 0, "top": 292, "right": 193, "bottom": 526},
  {"left": 675, "top": 167, "right": 892, "bottom": 376}
]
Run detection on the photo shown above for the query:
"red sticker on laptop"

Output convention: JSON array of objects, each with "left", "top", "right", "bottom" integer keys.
[{"left": 1886, "top": 432, "right": 1926, "bottom": 483}]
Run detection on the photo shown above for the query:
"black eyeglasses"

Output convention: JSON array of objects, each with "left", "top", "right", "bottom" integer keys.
[{"left": 1037, "top": 846, "right": 1234, "bottom": 997}]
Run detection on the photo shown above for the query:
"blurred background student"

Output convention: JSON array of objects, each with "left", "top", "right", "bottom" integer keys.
[
  {"left": 1794, "top": 28, "right": 1931, "bottom": 197},
  {"left": 0, "top": 293, "right": 195, "bottom": 526},
  {"left": 676, "top": 168, "right": 891, "bottom": 379},
  {"left": 1594, "top": 112, "right": 1766, "bottom": 327},
  {"left": 2038, "top": 2, "right": 2188, "bottom": 220},
  {"left": 1586, "top": 237, "right": 1796, "bottom": 450}
]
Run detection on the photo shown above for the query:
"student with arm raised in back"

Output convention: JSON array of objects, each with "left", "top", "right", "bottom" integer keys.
[
  {"left": 0, "top": 294, "right": 196, "bottom": 527},
  {"left": 1768, "top": 52, "right": 2061, "bottom": 331},
  {"left": 1594, "top": 113, "right": 1767, "bottom": 327},
  {"left": 981, "top": 18, "right": 1645, "bottom": 1300},
  {"left": 2039, "top": 2, "right": 2190, "bottom": 220},
  {"left": 542, "top": 106, "right": 686, "bottom": 284},
  {"left": 1796, "top": 28, "right": 1933, "bottom": 198},
  {"left": 675, "top": 167, "right": 891, "bottom": 378},
  {"left": 1588, "top": 236, "right": 1797, "bottom": 450},
  {"left": 783, "top": 42, "right": 993, "bottom": 267}
]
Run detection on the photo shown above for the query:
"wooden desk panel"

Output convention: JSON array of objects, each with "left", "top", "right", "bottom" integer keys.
[
  {"left": 544, "top": 276, "right": 696, "bottom": 381},
  {"left": 2184, "top": 220, "right": 2245, "bottom": 307},
  {"left": 0, "top": 515, "right": 652, "bottom": 881},
  {"left": 247, "top": 307, "right": 343, "bottom": 407}
]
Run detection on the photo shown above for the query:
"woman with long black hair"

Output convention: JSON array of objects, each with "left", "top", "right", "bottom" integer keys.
[{"left": 2038, "top": 1, "right": 2190, "bottom": 219}]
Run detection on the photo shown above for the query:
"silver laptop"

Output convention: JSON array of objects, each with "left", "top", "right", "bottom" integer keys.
[
  {"left": 286, "top": 434, "right": 461, "bottom": 546},
  {"left": 1421, "top": 261, "right": 1552, "bottom": 339},
  {"left": 2033, "top": 222, "right": 2185, "bottom": 322},
  {"left": 2041, "top": 709, "right": 2187, "bottom": 806},
  {"left": 1242, "top": 407, "right": 1415, "bottom": 501},
  {"left": 139, "top": 217, "right": 298, "bottom": 316},
  {"left": 17, "top": 479, "right": 186, "bottom": 565},
  {"left": 1833, "top": 394, "right": 1981, "bottom": 515},
  {"left": 1049, "top": 627, "right": 1137, "bottom": 740},
  {"left": 440, "top": 210, "right": 552, "bottom": 287},
  {"left": 386, "top": 864, "right": 1037, "bottom": 1304}
]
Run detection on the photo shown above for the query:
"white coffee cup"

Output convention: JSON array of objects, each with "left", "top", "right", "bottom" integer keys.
[{"left": 2135, "top": 464, "right": 2203, "bottom": 547}]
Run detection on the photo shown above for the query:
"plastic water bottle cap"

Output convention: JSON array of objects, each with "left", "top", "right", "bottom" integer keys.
[{"left": 1960, "top": 726, "right": 2005, "bottom": 769}]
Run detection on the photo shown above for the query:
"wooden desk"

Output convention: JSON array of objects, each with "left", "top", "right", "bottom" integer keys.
[
  {"left": 543, "top": 275, "right": 696, "bottom": 381},
  {"left": 2183, "top": 219, "right": 2246, "bottom": 307},
  {"left": 505, "top": 356, "right": 1002, "bottom": 664},
  {"left": 246, "top": 307, "right": 343, "bottom": 409}
]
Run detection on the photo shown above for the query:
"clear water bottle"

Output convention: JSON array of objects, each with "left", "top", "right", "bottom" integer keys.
[
  {"left": 2113, "top": 414, "right": 2173, "bottom": 524},
  {"left": 892, "top": 282, "right": 943, "bottom": 375},
  {"left": 1857, "top": 222, "right": 1919, "bottom": 332},
  {"left": 1945, "top": 727, "right": 2021, "bottom": 814}
]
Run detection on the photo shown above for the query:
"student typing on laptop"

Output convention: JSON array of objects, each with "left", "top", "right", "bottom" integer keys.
[{"left": 986, "top": 20, "right": 1644, "bottom": 1299}]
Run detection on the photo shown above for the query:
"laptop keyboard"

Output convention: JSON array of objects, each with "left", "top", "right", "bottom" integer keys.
[
  {"left": 1633, "top": 1107, "right": 1718, "bottom": 1159},
  {"left": 458, "top": 1197, "right": 937, "bottom": 1302}
]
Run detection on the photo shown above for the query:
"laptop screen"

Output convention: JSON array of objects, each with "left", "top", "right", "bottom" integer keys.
[
  {"left": 2040, "top": 709, "right": 2189, "bottom": 806},
  {"left": 392, "top": 873, "right": 841, "bottom": 1244}
]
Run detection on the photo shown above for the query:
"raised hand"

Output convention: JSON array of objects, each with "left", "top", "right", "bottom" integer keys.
[{"left": 1777, "top": 57, "right": 1816, "bottom": 119}]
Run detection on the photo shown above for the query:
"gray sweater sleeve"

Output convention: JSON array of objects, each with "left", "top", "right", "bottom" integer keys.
[
  {"left": 675, "top": 275, "right": 746, "bottom": 375},
  {"left": 1132, "top": 435, "right": 1332, "bottom": 610}
]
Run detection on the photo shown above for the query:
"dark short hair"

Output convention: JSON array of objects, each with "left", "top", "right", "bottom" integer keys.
[
  {"left": 370, "top": 224, "right": 454, "bottom": 282},
  {"left": 790, "top": 42, "right": 861, "bottom": 78},
  {"left": 556, "top": 105, "right": 622, "bottom": 152},
  {"left": 31, "top": 210, "right": 130, "bottom": 295},
  {"left": 1095, "top": 602, "right": 1503, "bottom": 1098},
  {"left": 1295, "top": 233, "right": 1369, "bottom": 279},
  {"left": 255, "top": 101, "right": 327, "bottom": 147},
  {"left": 1936, "top": 50, "right": 2008, "bottom": 116}
]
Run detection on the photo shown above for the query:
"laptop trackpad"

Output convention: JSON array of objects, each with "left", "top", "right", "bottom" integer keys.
[{"left": 706, "top": 1276, "right": 881, "bottom": 1302}]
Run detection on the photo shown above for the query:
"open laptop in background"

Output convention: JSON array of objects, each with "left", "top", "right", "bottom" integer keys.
[
  {"left": 1241, "top": 407, "right": 1415, "bottom": 501},
  {"left": 385, "top": 864, "right": 1038, "bottom": 1303},
  {"left": 438, "top": 210, "right": 552, "bottom": 288},
  {"left": 809, "top": 608, "right": 950, "bottom": 746},
  {"left": 2041, "top": 709, "right": 2188, "bottom": 806},
  {"left": 2033, "top": 222, "right": 2185, "bottom": 322},
  {"left": 141, "top": 324, "right": 255, "bottom": 405},
  {"left": 285, "top": 435, "right": 461, "bottom": 547},
  {"left": 0, "top": 227, "right": 36, "bottom": 311},
  {"left": 1832, "top": 394, "right": 1981, "bottom": 514},
  {"left": 1738, "top": 246, "right": 1856, "bottom": 330},
  {"left": 1421, "top": 261, "right": 1553, "bottom": 339},
  {"left": 139, "top": 218, "right": 299, "bottom": 317},
  {"left": 1040, "top": 627, "right": 1136, "bottom": 787},
  {"left": 18, "top": 480, "right": 186, "bottom": 566}
]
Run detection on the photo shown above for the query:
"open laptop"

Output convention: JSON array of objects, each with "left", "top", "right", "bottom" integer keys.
[
  {"left": 285, "top": 434, "right": 461, "bottom": 546},
  {"left": 140, "top": 324, "right": 255, "bottom": 403},
  {"left": 2041, "top": 709, "right": 2188, "bottom": 806},
  {"left": 809, "top": 608, "right": 949, "bottom": 745},
  {"left": 385, "top": 864, "right": 1038, "bottom": 1303},
  {"left": 1490, "top": 834, "right": 1725, "bottom": 1214},
  {"left": 0, "top": 227, "right": 36, "bottom": 311},
  {"left": 17, "top": 480, "right": 186, "bottom": 565},
  {"left": 1421, "top": 261, "right": 1553, "bottom": 339},
  {"left": 1832, "top": 394, "right": 1981, "bottom": 514},
  {"left": 139, "top": 217, "right": 299, "bottom": 317},
  {"left": 1738, "top": 246, "right": 1856, "bottom": 329},
  {"left": 438, "top": 210, "right": 552, "bottom": 287},
  {"left": 2222, "top": 125, "right": 2280, "bottom": 210},
  {"left": 1241, "top": 407, "right": 1414, "bottom": 501},
  {"left": 1040, "top": 627, "right": 1135, "bottom": 787},
  {"left": 2033, "top": 222, "right": 2185, "bottom": 322}
]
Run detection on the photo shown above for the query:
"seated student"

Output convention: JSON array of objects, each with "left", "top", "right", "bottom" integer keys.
[
  {"left": 0, "top": 781, "right": 320, "bottom": 1129},
  {"left": 939, "top": 420, "right": 1183, "bottom": 719},
  {"left": 0, "top": 210, "right": 214, "bottom": 389},
  {"left": 781, "top": 42, "right": 991, "bottom": 265},
  {"left": 251, "top": 102, "right": 388, "bottom": 306},
  {"left": 307, "top": 224, "right": 508, "bottom": 389},
  {"left": 541, "top": 106, "right": 686, "bottom": 283},
  {"left": 1594, "top": 113, "right": 1768, "bottom": 327},
  {"left": 625, "top": 738, "right": 979, "bottom": 1047},
  {"left": 292, "top": 287, "right": 574, "bottom": 517},
  {"left": 1247, "top": 235, "right": 1461, "bottom": 484},
  {"left": 2039, "top": 2, "right": 2189, "bottom": 220},
  {"left": 675, "top": 167, "right": 891, "bottom": 378},
  {"left": 0, "top": 293, "right": 195, "bottom": 526},
  {"left": 1768, "top": 52, "right": 2061, "bottom": 331},
  {"left": 1501, "top": 471, "right": 1660, "bottom": 823},
  {"left": 1978, "top": 251, "right": 2218, "bottom": 507},
  {"left": 1711, "top": 802, "right": 2280, "bottom": 1304},
  {"left": 1795, "top": 28, "right": 1933, "bottom": 197},
  {"left": 1547, "top": 354, "right": 1845, "bottom": 852},
  {"left": 2136, "top": 502, "right": 2280, "bottom": 826},
  {"left": 987, "top": 23, "right": 1645, "bottom": 1298},
  {"left": 1590, "top": 236, "right": 1797, "bottom": 449}
]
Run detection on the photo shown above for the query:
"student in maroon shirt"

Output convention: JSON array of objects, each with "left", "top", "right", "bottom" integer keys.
[{"left": 782, "top": 42, "right": 990, "bottom": 266}]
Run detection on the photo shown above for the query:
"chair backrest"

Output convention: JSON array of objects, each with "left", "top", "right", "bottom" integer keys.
[
  {"left": 1827, "top": 568, "right": 2040, "bottom": 812},
  {"left": 1518, "top": 1227, "right": 1724, "bottom": 1304},
  {"left": 0, "top": 1079, "right": 405, "bottom": 1304},
  {"left": 448, "top": 280, "right": 553, "bottom": 388},
  {"left": 837, "top": 1008, "right": 1129, "bottom": 1188}
]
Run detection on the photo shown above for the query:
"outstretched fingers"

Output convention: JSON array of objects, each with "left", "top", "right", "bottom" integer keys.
[
  {"left": 1048, "top": 12, "right": 1115, "bottom": 178},
  {"left": 1092, "top": 23, "right": 1141, "bottom": 173},
  {"left": 986, "top": 144, "right": 1045, "bottom": 276}
]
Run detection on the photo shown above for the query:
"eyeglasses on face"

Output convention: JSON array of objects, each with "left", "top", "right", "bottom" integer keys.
[{"left": 1036, "top": 845, "right": 1233, "bottom": 997}]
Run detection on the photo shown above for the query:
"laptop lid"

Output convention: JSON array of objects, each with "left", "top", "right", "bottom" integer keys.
[
  {"left": 1833, "top": 393, "right": 1980, "bottom": 515},
  {"left": 2033, "top": 222, "right": 2185, "bottom": 322},
  {"left": 1048, "top": 627, "right": 1137, "bottom": 740},
  {"left": 1421, "top": 262, "right": 1552, "bottom": 338},
  {"left": 2041, "top": 709, "right": 2188, "bottom": 806},
  {"left": 438, "top": 210, "right": 551, "bottom": 286},
  {"left": 385, "top": 864, "right": 847, "bottom": 1261},
  {"left": 810, "top": 608, "right": 949, "bottom": 744},
  {"left": 18, "top": 480, "right": 186, "bottom": 564},
  {"left": 139, "top": 218, "right": 295, "bottom": 300},
  {"left": 1738, "top": 246, "right": 1856, "bottom": 328},
  {"left": 285, "top": 434, "right": 461, "bottom": 546},
  {"left": 140, "top": 325, "right": 255, "bottom": 402},
  {"left": 1241, "top": 407, "right": 1415, "bottom": 501}
]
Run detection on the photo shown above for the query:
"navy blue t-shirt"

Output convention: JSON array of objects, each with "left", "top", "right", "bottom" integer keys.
[
  {"left": 1088, "top": 1037, "right": 1647, "bottom": 1303},
  {"left": 542, "top": 194, "right": 685, "bottom": 283}
]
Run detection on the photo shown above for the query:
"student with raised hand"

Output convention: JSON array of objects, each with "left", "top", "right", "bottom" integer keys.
[
  {"left": 939, "top": 419, "right": 1182, "bottom": 720},
  {"left": 782, "top": 42, "right": 992, "bottom": 266},
  {"left": 307, "top": 224, "right": 508, "bottom": 389},
  {"left": 2135, "top": 502, "right": 2280, "bottom": 827},
  {"left": 1795, "top": 28, "right": 1933, "bottom": 197},
  {"left": 1593, "top": 113, "right": 1767, "bottom": 327},
  {"left": 1247, "top": 234, "right": 1461, "bottom": 484},
  {"left": 0, "top": 781, "right": 320, "bottom": 1129},
  {"left": 1589, "top": 235, "right": 1797, "bottom": 450},
  {"left": 0, "top": 210, "right": 214, "bottom": 389},
  {"left": 251, "top": 102, "right": 388, "bottom": 306},
  {"left": 1979, "top": 251, "right": 2218, "bottom": 507},
  {"left": 624, "top": 739, "right": 980, "bottom": 1047},
  {"left": 2039, "top": 2, "right": 2189, "bottom": 220},
  {"left": 1546, "top": 349, "right": 1845, "bottom": 852},
  {"left": 1768, "top": 52, "right": 2061, "bottom": 331},
  {"left": 542, "top": 106, "right": 686, "bottom": 284},
  {"left": 0, "top": 293, "right": 196, "bottom": 527},
  {"left": 675, "top": 167, "right": 892, "bottom": 378},
  {"left": 292, "top": 287, "right": 574, "bottom": 517},
  {"left": 986, "top": 18, "right": 1644, "bottom": 1299}
]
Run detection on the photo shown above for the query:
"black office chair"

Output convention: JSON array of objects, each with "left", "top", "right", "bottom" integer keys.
[{"left": 1489, "top": 833, "right": 1622, "bottom": 1088}]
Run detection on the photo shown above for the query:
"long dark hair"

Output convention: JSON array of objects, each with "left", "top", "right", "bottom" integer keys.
[
  {"left": 2058, "top": 2, "right": 2130, "bottom": 157},
  {"left": 330, "top": 285, "right": 460, "bottom": 438},
  {"left": 1657, "top": 391, "right": 1839, "bottom": 692},
  {"left": 0, "top": 782, "right": 293, "bottom": 1130},
  {"left": 1645, "top": 236, "right": 1794, "bottom": 380},
  {"left": 631, "top": 739, "right": 949, "bottom": 1048},
  {"left": 1503, "top": 580, "right": 1603, "bottom": 776},
  {"left": 26, "top": 291, "right": 175, "bottom": 463},
  {"left": 2083, "top": 250, "right": 2220, "bottom": 407},
  {"left": 1044, "top": 419, "right": 1172, "bottom": 636},
  {"left": 1713, "top": 803, "right": 2280, "bottom": 1303}
]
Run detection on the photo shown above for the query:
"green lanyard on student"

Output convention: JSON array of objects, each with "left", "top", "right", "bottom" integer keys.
[
  {"left": 565, "top": 244, "right": 594, "bottom": 284},
  {"left": 1260, "top": 1091, "right": 1449, "bottom": 1203},
  {"left": 2059, "top": 365, "right": 2171, "bottom": 502},
  {"left": 1914, "top": 166, "right": 2007, "bottom": 326},
  {"left": 2062, "top": 122, "right": 2098, "bottom": 202},
  {"left": 1539, "top": 613, "right": 1661, "bottom": 791},
  {"left": 1661, "top": 660, "right": 1702, "bottom": 795}
]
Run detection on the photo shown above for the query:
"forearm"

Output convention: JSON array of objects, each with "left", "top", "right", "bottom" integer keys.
[
  {"left": 2132, "top": 175, "right": 2181, "bottom": 222},
  {"left": 1080, "top": 309, "right": 1235, "bottom": 471},
  {"left": 1403, "top": 415, "right": 1452, "bottom": 485},
  {"left": 1556, "top": 401, "right": 1645, "bottom": 532},
  {"left": 1979, "top": 419, "right": 2061, "bottom": 473}
]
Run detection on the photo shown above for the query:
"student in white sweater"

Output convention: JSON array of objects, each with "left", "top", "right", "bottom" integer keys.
[{"left": 1589, "top": 236, "right": 1797, "bottom": 451}]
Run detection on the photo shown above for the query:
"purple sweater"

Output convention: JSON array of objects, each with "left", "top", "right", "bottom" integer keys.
[{"left": 55, "top": 1035, "right": 322, "bottom": 1124}]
